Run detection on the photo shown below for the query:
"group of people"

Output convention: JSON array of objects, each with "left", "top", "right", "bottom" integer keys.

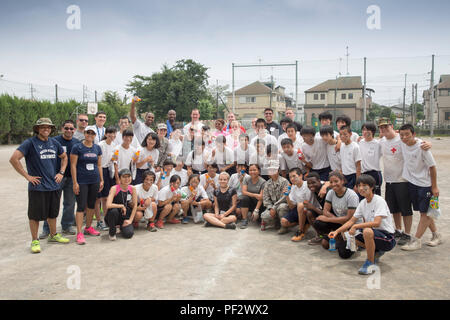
[{"left": 10, "top": 97, "right": 442, "bottom": 275}]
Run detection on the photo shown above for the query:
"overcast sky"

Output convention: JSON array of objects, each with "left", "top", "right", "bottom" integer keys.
[{"left": 1, "top": 0, "right": 449, "bottom": 105}]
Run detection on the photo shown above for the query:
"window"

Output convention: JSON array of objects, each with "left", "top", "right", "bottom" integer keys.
[
  {"left": 246, "top": 96, "right": 256, "bottom": 103},
  {"left": 348, "top": 93, "right": 354, "bottom": 99},
  {"left": 320, "top": 93, "right": 325, "bottom": 100},
  {"left": 440, "top": 90, "right": 449, "bottom": 96},
  {"left": 341, "top": 93, "right": 347, "bottom": 99},
  {"left": 314, "top": 94, "right": 319, "bottom": 100},
  {"left": 446, "top": 112, "right": 450, "bottom": 121}
]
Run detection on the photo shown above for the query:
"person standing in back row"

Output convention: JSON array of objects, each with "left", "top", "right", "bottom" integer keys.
[
  {"left": 10, "top": 118, "right": 70, "bottom": 254},
  {"left": 130, "top": 96, "right": 155, "bottom": 145},
  {"left": 93, "top": 111, "right": 107, "bottom": 144},
  {"left": 264, "top": 108, "right": 281, "bottom": 137}
]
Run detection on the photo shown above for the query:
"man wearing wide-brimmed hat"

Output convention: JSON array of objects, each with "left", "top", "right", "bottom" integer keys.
[{"left": 9, "top": 118, "right": 70, "bottom": 254}]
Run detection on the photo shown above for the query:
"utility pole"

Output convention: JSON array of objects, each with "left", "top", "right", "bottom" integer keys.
[
  {"left": 363, "top": 57, "right": 367, "bottom": 122},
  {"left": 334, "top": 75, "right": 338, "bottom": 121},
  {"left": 430, "top": 54, "right": 435, "bottom": 137},
  {"left": 415, "top": 83, "right": 418, "bottom": 125},
  {"left": 55, "top": 84, "right": 58, "bottom": 103},
  {"left": 216, "top": 79, "right": 219, "bottom": 118},
  {"left": 345, "top": 46, "right": 350, "bottom": 75},
  {"left": 411, "top": 84, "right": 415, "bottom": 125},
  {"left": 95, "top": 90, "right": 98, "bottom": 103},
  {"left": 402, "top": 74, "right": 407, "bottom": 125},
  {"left": 295, "top": 60, "right": 298, "bottom": 121},
  {"left": 30, "top": 84, "right": 36, "bottom": 100},
  {"left": 269, "top": 74, "right": 273, "bottom": 110},
  {"left": 232, "top": 63, "right": 235, "bottom": 114}
]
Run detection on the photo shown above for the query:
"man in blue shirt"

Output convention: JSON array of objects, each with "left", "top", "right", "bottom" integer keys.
[
  {"left": 40, "top": 120, "right": 80, "bottom": 238},
  {"left": 10, "top": 118, "right": 70, "bottom": 254}
]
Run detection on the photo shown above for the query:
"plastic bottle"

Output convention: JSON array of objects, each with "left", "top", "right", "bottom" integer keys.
[
  {"left": 161, "top": 170, "right": 167, "bottom": 180},
  {"left": 284, "top": 184, "right": 291, "bottom": 196},
  {"left": 329, "top": 235, "right": 336, "bottom": 251},
  {"left": 297, "top": 149, "right": 304, "bottom": 161}
]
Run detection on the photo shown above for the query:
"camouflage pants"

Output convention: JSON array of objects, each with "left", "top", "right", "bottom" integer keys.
[{"left": 261, "top": 203, "right": 289, "bottom": 226}]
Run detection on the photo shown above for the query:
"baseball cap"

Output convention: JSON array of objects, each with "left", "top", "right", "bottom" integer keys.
[
  {"left": 377, "top": 117, "right": 392, "bottom": 126},
  {"left": 157, "top": 123, "right": 168, "bottom": 130},
  {"left": 84, "top": 125, "right": 97, "bottom": 134},
  {"left": 118, "top": 168, "right": 132, "bottom": 177}
]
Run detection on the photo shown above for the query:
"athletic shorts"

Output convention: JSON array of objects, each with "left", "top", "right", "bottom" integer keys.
[
  {"left": 344, "top": 173, "right": 357, "bottom": 190},
  {"left": 312, "top": 166, "right": 331, "bottom": 182},
  {"left": 408, "top": 183, "right": 432, "bottom": 213},
  {"left": 385, "top": 182, "right": 412, "bottom": 216},
  {"left": 98, "top": 167, "right": 113, "bottom": 198},
  {"left": 28, "top": 190, "right": 62, "bottom": 221},
  {"left": 283, "top": 207, "right": 299, "bottom": 223},
  {"left": 356, "top": 229, "right": 396, "bottom": 252},
  {"left": 76, "top": 183, "right": 100, "bottom": 211}
]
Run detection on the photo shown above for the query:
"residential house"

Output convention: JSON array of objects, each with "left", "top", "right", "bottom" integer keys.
[
  {"left": 423, "top": 74, "right": 450, "bottom": 128},
  {"left": 387, "top": 103, "right": 411, "bottom": 124}
]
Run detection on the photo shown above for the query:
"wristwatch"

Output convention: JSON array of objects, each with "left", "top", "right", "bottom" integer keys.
[{"left": 59, "top": 171, "right": 65, "bottom": 175}]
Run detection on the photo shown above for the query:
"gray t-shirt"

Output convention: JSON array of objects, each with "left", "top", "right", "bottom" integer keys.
[
  {"left": 325, "top": 188, "right": 359, "bottom": 217},
  {"left": 243, "top": 176, "right": 266, "bottom": 194}
]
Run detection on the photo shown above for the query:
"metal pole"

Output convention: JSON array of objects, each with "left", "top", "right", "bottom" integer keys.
[
  {"left": 216, "top": 79, "right": 219, "bottom": 118},
  {"left": 363, "top": 57, "right": 367, "bottom": 122},
  {"left": 295, "top": 60, "right": 298, "bottom": 120},
  {"left": 430, "top": 55, "right": 435, "bottom": 137},
  {"left": 411, "top": 84, "right": 415, "bottom": 125},
  {"left": 402, "top": 74, "right": 407, "bottom": 125},
  {"left": 95, "top": 90, "right": 97, "bottom": 103},
  {"left": 55, "top": 84, "right": 58, "bottom": 103},
  {"left": 334, "top": 75, "right": 338, "bottom": 122},
  {"left": 232, "top": 63, "right": 235, "bottom": 114}
]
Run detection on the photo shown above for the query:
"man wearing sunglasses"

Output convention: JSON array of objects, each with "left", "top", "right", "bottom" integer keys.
[
  {"left": 40, "top": 120, "right": 80, "bottom": 238},
  {"left": 74, "top": 114, "right": 89, "bottom": 141}
]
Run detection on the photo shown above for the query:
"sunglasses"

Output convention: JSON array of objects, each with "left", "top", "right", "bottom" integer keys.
[
  {"left": 79, "top": 119, "right": 88, "bottom": 122},
  {"left": 64, "top": 127, "right": 75, "bottom": 130},
  {"left": 85, "top": 131, "right": 96, "bottom": 135}
]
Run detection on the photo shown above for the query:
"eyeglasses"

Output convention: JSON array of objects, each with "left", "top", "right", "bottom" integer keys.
[
  {"left": 64, "top": 127, "right": 75, "bottom": 130},
  {"left": 85, "top": 131, "right": 96, "bottom": 135},
  {"left": 79, "top": 119, "right": 88, "bottom": 122}
]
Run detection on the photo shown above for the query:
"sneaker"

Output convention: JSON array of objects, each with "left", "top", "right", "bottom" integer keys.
[
  {"left": 155, "top": 220, "right": 164, "bottom": 229},
  {"left": 76, "top": 233, "right": 86, "bottom": 245},
  {"left": 97, "top": 220, "right": 109, "bottom": 231},
  {"left": 109, "top": 234, "right": 116, "bottom": 241},
  {"left": 167, "top": 218, "right": 181, "bottom": 224},
  {"left": 278, "top": 226, "right": 289, "bottom": 235},
  {"left": 358, "top": 259, "right": 376, "bottom": 275},
  {"left": 204, "top": 221, "right": 213, "bottom": 227},
  {"left": 182, "top": 217, "right": 190, "bottom": 224},
  {"left": 225, "top": 222, "right": 236, "bottom": 230},
  {"left": 426, "top": 232, "right": 443, "bottom": 247},
  {"left": 62, "top": 226, "right": 76, "bottom": 235},
  {"left": 401, "top": 237, "right": 422, "bottom": 251},
  {"left": 308, "top": 236, "right": 323, "bottom": 245},
  {"left": 260, "top": 221, "right": 266, "bottom": 231},
  {"left": 397, "top": 233, "right": 411, "bottom": 246},
  {"left": 48, "top": 233, "right": 70, "bottom": 244},
  {"left": 374, "top": 251, "right": 385, "bottom": 263},
  {"left": 39, "top": 231, "right": 49, "bottom": 240},
  {"left": 394, "top": 230, "right": 403, "bottom": 239},
  {"left": 31, "top": 240, "right": 41, "bottom": 254},
  {"left": 84, "top": 226, "right": 100, "bottom": 236},
  {"left": 291, "top": 230, "right": 306, "bottom": 242},
  {"left": 147, "top": 222, "right": 157, "bottom": 232},
  {"left": 240, "top": 219, "right": 248, "bottom": 229}
]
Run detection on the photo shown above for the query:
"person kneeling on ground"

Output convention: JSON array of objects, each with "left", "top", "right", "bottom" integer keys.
[
  {"left": 203, "top": 172, "right": 238, "bottom": 229},
  {"left": 155, "top": 175, "right": 182, "bottom": 228},
  {"left": 135, "top": 170, "right": 159, "bottom": 232},
  {"left": 261, "top": 160, "right": 290, "bottom": 231},
  {"left": 329, "top": 174, "right": 396, "bottom": 275},
  {"left": 180, "top": 174, "right": 212, "bottom": 224},
  {"left": 105, "top": 169, "right": 138, "bottom": 241}
]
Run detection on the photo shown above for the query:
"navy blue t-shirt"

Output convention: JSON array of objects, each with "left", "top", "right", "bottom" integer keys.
[
  {"left": 71, "top": 142, "right": 102, "bottom": 185},
  {"left": 17, "top": 136, "right": 64, "bottom": 192},
  {"left": 54, "top": 135, "right": 80, "bottom": 177}
]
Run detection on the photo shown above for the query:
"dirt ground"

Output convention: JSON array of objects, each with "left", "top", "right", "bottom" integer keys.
[{"left": 1, "top": 137, "right": 449, "bottom": 300}]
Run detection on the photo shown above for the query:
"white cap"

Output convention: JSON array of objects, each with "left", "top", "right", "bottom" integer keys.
[{"left": 84, "top": 125, "right": 97, "bottom": 134}]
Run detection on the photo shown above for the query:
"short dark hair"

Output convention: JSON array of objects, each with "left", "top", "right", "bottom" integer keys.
[
  {"left": 142, "top": 170, "right": 156, "bottom": 182},
  {"left": 319, "top": 111, "right": 333, "bottom": 121},
  {"left": 356, "top": 174, "right": 376, "bottom": 191},
  {"left": 266, "top": 144, "right": 277, "bottom": 155},
  {"left": 264, "top": 108, "right": 273, "bottom": 114},
  {"left": 300, "top": 125, "right": 316, "bottom": 136},
  {"left": 102, "top": 126, "right": 117, "bottom": 140},
  {"left": 399, "top": 123, "right": 415, "bottom": 134},
  {"left": 319, "top": 125, "right": 334, "bottom": 136},
  {"left": 170, "top": 174, "right": 181, "bottom": 184},
  {"left": 95, "top": 111, "right": 106, "bottom": 117},
  {"left": 122, "top": 129, "right": 134, "bottom": 137},
  {"left": 329, "top": 170, "right": 346, "bottom": 183},
  {"left": 306, "top": 171, "right": 320, "bottom": 180},
  {"left": 339, "top": 125, "right": 352, "bottom": 134},
  {"left": 280, "top": 138, "right": 293, "bottom": 147},
  {"left": 141, "top": 132, "right": 161, "bottom": 149},
  {"left": 289, "top": 167, "right": 303, "bottom": 176},
  {"left": 119, "top": 116, "right": 130, "bottom": 122},
  {"left": 280, "top": 117, "right": 293, "bottom": 125},
  {"left": 62, "top": 120, "right": 75, "bottom": 127},
  {"left": 207, "top": 162, "right": 219, "bottom": 170},
  {"left": 163, "top": 159, "right": 175, "bottom": 167},
  {"left": 286, "top": 124, "right": 297, "bottom": 132},
  {"left": 362, "top": 122, "right": 377, "bottom": 136},
  {"left": 187, "top": 174, "right": 200, "bottom": 185},
  {"left": 255, "top": 118, "right": 266, "bottom": 126},
  {"left": 336, "top": 115, "right": 351, "bottom": 127},
  {"left": 249, "top": 163, "right": 261, "bottom": 172}
]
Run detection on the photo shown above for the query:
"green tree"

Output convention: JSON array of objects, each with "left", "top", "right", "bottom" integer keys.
[{"left": 126, "top": 59, "right": 211, "bottom": 122}]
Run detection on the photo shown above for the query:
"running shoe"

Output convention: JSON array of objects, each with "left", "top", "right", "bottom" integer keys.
[
  {"left": 31, "top": 240, "right": 41, "bottom": 254},
  {"left": 147, "top": 222, "right": 157, "bottom": 232},
  {"left": 182, "top": 217, "right": 190, "bottom": 224},
  {"left": 155, "top": 220, "right": 164, "bottom": 229},
  {"left": 84, "top": 226, "right": 100, "bottom": 236},
  {"left": 48, "top": 233, "right": 70, "bottom": 244},
  {"left": 291, "top": 230, "right": 306, "bottom": 242},
  {"left": 358, "top": 259, "right": 376, "bottom": 275},
  {"left": 167, "top": 218, "right": 181, "bottom": 224},
  {"left": 76, "top": 233, "right": 86, "bottom": 245}
]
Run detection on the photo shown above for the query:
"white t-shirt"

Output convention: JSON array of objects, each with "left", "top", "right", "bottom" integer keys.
[
  {"left": 169, "top": 138, "right": 183, "bottom": 158},
  {"left": 157, "top": 185, "right": 178, "bottom": 204},
  {"left": 112, "top": 145, "right": 138, "bottom": 172},
  {"left": 93, "top": 125, "right": 106, "bottom": 145},
  {"left": 379, "top": 135, "right": 406, "bottom": 183},
  {"left": 359, "top": 139, "right": 381, "bottom": 172},
  {"left": 288, "top": 182, "right": 313, "bottom": 204},
  {"left": 180, "top": 185, "right": 208, "bottom": 201},
  {"left": 185, "top": 150, "right": 208, "bottom": 172},
  {"left": 136, "top": 183, "right": 159, "bottom": 201},
  {"left": 133, "top": 119, "right": 155, "bottom": 145},
  {"left": 250, "top": 133, "right": 278, "bottom": 150},
  {"left": 234, "top": 144, "right": 256, "bottom": 166},
  {"left": 301, "top": 136, "right": 330, "bottom": 170},
  {"left": 326, "top": 143, "right": 342, "bottom": 172},
  {"left": 114, "top": 131, "right": 139, "bottom": 149},
  {"left": 280, "top": 151, "right": 305, "bottom": 172},
  {"left": 278, "top": 132, "right": 303, "bottom": 150},
  {"left": 136, "top": 146, "right": 159, "bottom": 170},
  {"left": 99, "top": 140, "right": 116, "bottom": 168},
  {"left": 155, "top": 170, "right": 173, "bottom": 189},
  {"left": 228, "top": 172, "right": 250, "bottom": 197},
  {"left": 171, "top": 168, "right": 188, "bottom": 187},
  {"left": 351, "top": 132, "right": 360, "bottom": 142},
  {"left": 199, "top": 173, "right": 219, "bottom": 200},
  {"left": 183, "top": 122, "right": 204, "bottom": 135},
  {"left": 209, "top": 146, "right": 234, "bottom": 170},
  {"left": 400, "top": 138, "right": 436, "bottom": 187},
  {"left": 353, "top": 195, "right": 395, "bottom": 234},
  {"left": 339, "top": 142, "right": 362, "bottom": 175}
]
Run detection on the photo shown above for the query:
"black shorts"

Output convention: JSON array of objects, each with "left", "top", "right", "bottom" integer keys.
[
  {"left": 356, "top": 229, "right": 396, "bottom": 252},
  {"left": 408, "top": 183, "right": 432, "bottom": 213},
  {"left": 385, "top": 182, "right": 412, "bottom": 216},
  {"left": 344, "top": 173, "right": 357, "bottom": 189},
  {"left": 99, "top": 167, "right": 114, "bottom": 198},
  {"left": 363, "top": 170, "right": 383, "bottom": 196},
  {"left": 312, "top": 166, "right": 331, "bottom": 182},
  {"left": 76, "top": 183, "right": 100, "bottom": 211},
  {"left": 28, "top": 190, "right": 62, "bottom": 221},
  {"left": 283, "top": 207, "right": 299, "bottom": 223}
]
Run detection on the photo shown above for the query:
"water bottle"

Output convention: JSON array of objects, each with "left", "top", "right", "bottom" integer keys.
[
  {"left": 240, "top": 169, "right": 245, "bottom": 175},
  {"left": 284, "top": 185, "right": 291, "bottom": 196},
  {"left": 161, "top": 170, "right": 167, "bottom": 180},
  {"left": 329, "top": 235, "right": 336, "bottom": 251}
]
